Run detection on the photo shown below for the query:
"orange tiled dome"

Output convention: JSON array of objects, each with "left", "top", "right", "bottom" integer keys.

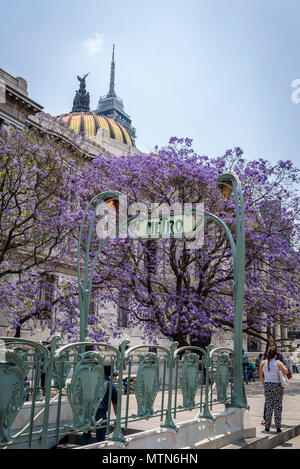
[{"left": 58, "top": 112, "right": 133, "bottom": 146}]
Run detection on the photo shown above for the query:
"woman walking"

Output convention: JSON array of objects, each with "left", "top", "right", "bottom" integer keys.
[
  {"left": 260, "top": 339, "right": 290, "bottom": 425},
  {"left": 259, "top": 347, "right": 289, "bottom": 432}
]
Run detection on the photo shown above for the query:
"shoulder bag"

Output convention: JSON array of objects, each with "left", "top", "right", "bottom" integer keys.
[{"left": 277, "top": 361, "right": 289, "bottom": 387}]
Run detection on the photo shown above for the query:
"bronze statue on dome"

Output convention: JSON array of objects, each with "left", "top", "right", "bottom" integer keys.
[
  {"left": 77, "top": 73, "right": 89, "bottom": 88},
  {"left": 72, "top": 73, "right": 90, "bottom": 113}
]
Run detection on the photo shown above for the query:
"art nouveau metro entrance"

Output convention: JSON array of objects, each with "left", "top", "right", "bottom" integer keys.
[{"left": 0, "top": 172, "right": 248, "bottom": 449}]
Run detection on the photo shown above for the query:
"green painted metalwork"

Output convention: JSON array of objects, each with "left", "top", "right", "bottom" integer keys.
[
  {"left": 0, "top": 172, "right": 248, "bottom": 448},
  {"left": 77, "top": 191, "right": 139, "bottom": 344},
  {"left": 0, "top": 337, "right": 237, "bottom": 448},
  {"left": 66, "top": 351, "right": 106, "bottom": 431},
  {"left": 0, "top": 338, "right": 50, "bottom": 448},
  {"left": 40, "top": 335, "right": 62, "bottom": 449},
  {"left": 107, "top": 339, "right": 129, "bottom": 445},
  {"left": 53, "top": 350, "right": 72, "bottom": 389},
  {"left": 180, "top": 353, "right": 200, "bottom": 409},
  {"left": 215, "top": 353, "right": 231, "bottom": 403},
  {"left": 216, "top": 172, "right": 248, "bottom": 409},
  {"left": 76, "top": 172, "right": 247, "bottom": 409},
  {"left": 134, "top": 352, "right": 160, "bottom": 418},
  {"left": 196, "top": 344, "right": 215, "bottom": 421},
  {"left": 160, "top": 342, "right": 178, "bottom": 431},
  {"left": 13, "top": 348, "right": 29, "bottom": 380},
  {"left": 0, "top": 350, "right": 28, "bottom": 445},
  {"left": 76, "top": 175, "right": 246, "bottom": 411}
]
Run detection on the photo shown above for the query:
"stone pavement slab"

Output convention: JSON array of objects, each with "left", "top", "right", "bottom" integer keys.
[{"left": 274, "top": 434, "right": 300, "bottom": 449}]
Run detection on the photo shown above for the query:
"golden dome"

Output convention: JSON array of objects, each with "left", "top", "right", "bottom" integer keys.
[{"left": 58, "top": 112, "right": 133, "bottom": 146}]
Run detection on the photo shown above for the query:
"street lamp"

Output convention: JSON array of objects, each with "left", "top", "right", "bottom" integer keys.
[
  {"left": 77, "top": 191, "right": 139, "bottom": 344},
  {"left": 77, "top": 191, "right": 123, "bottom": 343},
  {"left": 217, "top": 172, "right": 248, "bottom": 408},
  {"left": 218, "top": 180, "right": 233, "bottom": 198}
]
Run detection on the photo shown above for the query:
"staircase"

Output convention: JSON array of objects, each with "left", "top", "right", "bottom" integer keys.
[
  {"left": 55, "top": 427, "right": 143, "bottom": 449},
  {"left": 220, "top": 425, "right": 300, "bottom": 449},
  {"left": 56, "top": 426, "right": 300, "bottom": 449}
]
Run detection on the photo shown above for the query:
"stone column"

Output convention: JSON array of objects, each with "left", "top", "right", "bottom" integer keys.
[
  {"left": 259, "top": 314, "right": 268, "bottom": 352},
  {"left": 281, "top": 326, "right": 288, "bottom": 352},
  {"left": 274, "top": 324, "right": 281, "bottom": 344}
]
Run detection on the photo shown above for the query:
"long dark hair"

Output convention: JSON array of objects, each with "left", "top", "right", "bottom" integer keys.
[
  {"left": 266, "top": 347, "right": 277, "bottom": 371},
  {"left": 264, "top": 339, "right": 277, "bottom": 359}
]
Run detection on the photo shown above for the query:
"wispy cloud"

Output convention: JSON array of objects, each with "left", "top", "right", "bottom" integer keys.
[{"left": 83, "top": 32, "right": 103, "bottom": 56}]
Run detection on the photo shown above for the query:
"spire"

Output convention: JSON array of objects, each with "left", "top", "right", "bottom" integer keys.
[
  {"left": 94, "top": 45, "right": 137, "bottom": 141},
  {"left": 107, "top": 44, "right": 116, "bottom": 98}
]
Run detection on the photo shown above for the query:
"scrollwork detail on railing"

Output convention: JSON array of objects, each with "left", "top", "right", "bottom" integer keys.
[
  {"left": 66, "top": 351, "right": 106, "bottom": 432},
  {"left": 12, "top": 348, "right": 29, "bottom": 380},
  {"left": 134, "top": 352, "right": 160, "bottom": 418},
  {"left": 180, "top": 353, "right": 200, "bottom": 409},
  {"left": 53, "top": 350, "right": 72, "bottom": 389},
  {"left": 0, "top": 350, "right": 28, "bottom": 445},
  {"left": 215, "top": 353, "right": 231, "bottom": 403}
]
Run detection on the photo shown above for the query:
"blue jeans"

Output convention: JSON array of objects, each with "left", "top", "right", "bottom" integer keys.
[{"left": 80, "top": 409, "right": 107, "bottom": 446}]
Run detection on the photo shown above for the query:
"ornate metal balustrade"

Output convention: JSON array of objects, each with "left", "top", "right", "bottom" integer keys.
[{"left": 0, "top": 336, "right": 237, "bottom": 449}]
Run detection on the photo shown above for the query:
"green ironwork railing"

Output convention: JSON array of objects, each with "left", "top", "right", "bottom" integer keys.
[{"left": 0, "top": 336, "right": 238, "bottom": 449}]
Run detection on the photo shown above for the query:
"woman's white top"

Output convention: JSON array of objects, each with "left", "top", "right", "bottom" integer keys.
[{"left": 263, "top": 358, "right": 280, "bottom": 383}]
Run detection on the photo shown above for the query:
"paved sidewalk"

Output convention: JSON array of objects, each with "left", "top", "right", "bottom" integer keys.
[{"left": 121, "top": 374, "right": 300, "bottom": 440}]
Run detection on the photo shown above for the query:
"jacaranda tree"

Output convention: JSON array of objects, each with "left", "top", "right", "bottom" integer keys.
[
  {"left": 1, "top": 127, "right": 299, "bottom": 346},
  {"left": 0, "top": 126, "right": 87, "bottom": 337},
  {"left": 77, "top": 137, "right": 300, "bottom": 347}
]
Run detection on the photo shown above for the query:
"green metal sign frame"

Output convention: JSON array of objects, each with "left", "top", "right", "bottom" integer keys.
[{"left": 77, "top": 172, "right": 248, "bottom": 410}]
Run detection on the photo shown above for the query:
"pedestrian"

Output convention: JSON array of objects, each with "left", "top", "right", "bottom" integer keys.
[
  {"left": 124, "top": 377, "right": 128, "bottom": 395},
  {"left": 259, "top": 347, "right": 289, "bottom": 432},
  {"left": 255, "top": 353, "right": 263, "bottom": 380},
  {"left": 255, "top": 353, "right": 263, "bottom": 369},
  {"left": 242, "top": 349, "right": 249, "bottom": 384},
  {"left": 247, "top": 361, "right": 256, "bottom": 382},
  {"left": 262, "top": 340, "right": 289, "bottom": 367},
  {"left": 260, "top": 340, "right": 291, "bottom": 425},
  {"left": 291, "top": 356, "right": 299, "bottom": 374},
  {"left": 81, "top": 365, "right": 118, "bottom": 445}
]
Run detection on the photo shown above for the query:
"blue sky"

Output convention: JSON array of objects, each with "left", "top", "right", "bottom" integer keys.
[{"left": 1, "top": 0, "right": 300, "bottom": 167}]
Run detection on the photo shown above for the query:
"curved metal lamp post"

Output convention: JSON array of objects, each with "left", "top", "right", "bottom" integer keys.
[
  {"left": 77, "top": 190, "right": 124, "bottom": 343},
  {"left": 216, "top": 172, "right": 248, "bottom": 408}
]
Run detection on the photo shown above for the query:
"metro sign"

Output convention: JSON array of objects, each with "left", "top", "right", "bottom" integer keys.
[{"left": 127, "top": 211, "right": 202, "bottom": 240}]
